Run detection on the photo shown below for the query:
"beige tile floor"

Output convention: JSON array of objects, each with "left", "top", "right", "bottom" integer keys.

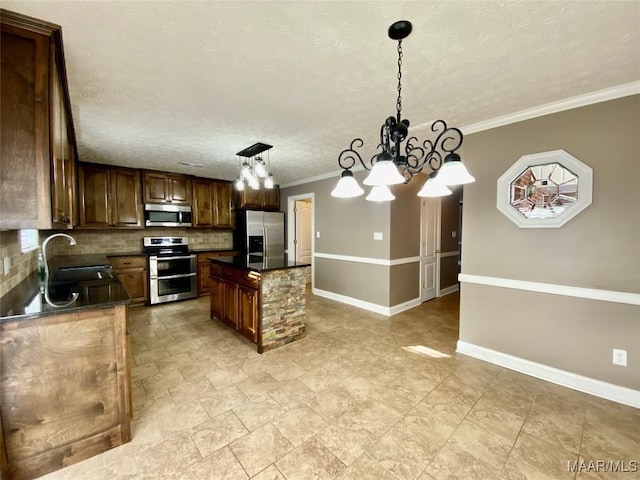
[{"left": 41, "top": 292, "right": 639, "bottom": 480}]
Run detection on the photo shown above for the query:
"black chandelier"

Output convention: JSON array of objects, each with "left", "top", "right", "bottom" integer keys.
[{"left": 331, "top": 20, "right": 475, "bottom": 201}]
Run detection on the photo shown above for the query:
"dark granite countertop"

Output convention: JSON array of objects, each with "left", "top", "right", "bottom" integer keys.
[
  {"left": 189, "top": 248, "right": 239, "bottom": 254},
  {"left": 210, "top": 255, "right": 310, "bottom": 273},
  {"left": 1, "top": 255, "right": 131, "bottom": 321}
]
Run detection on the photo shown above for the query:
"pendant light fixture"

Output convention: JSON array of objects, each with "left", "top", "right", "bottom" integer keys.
[
  {"left": 331, "top": 20, "right": 474, "bottom": 202},
  {"left": 234, "top": 142, "right": 275, "bottom": 191}
]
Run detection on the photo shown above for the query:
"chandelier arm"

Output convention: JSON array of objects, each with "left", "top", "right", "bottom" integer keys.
[
  {"left": 403, "top": 136, "right": 425, "bottom": 170},
  {"left": 338, "top": 138, "right": 370, "bottom": 171},
  {"left": 430, "top": 120, "right": 464, "bottom": 154}
]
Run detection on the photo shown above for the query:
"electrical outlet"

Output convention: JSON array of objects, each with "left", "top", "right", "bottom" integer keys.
[
  {"left": 613, "top": 349, "right": 627, "bottom": 366},
  {"left": 373, "top": 232, "right": 383, "bottom": 240},
  {"left": 451, "top": 231, "right": 457, "bottom": 238},
  {"left": 3, "top": 257, "right": 10, "bottom": 275}
]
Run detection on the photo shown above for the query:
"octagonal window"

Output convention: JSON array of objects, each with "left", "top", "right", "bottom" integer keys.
[{"left": 509, "top": 163, "right": 578, "bottom": 219}]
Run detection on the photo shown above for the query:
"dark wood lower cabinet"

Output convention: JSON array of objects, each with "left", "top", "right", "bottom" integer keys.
[
  {"left": 210, "top": 265, "right": 259, "bottom": 344},
  {"left": 0, "top": 304, "right": 131, "bottom": 480},
  {"left": 109, "top": 256, "right": 147, "bottom": 306},
  {"left": 197, "top": 251, "right": 240, "bottom": 297}
]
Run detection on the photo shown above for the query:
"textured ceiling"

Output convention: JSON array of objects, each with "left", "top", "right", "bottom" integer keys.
[{"left": 3, "top": 1, "right": 639, "bottom": 184}]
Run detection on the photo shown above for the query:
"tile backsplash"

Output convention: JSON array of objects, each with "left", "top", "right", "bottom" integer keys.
[
  {"left": 44, "top": 228, "right": 233, "bottom": 256},
  {"left": 0, "top": 228, "right": 233, "bottom": 298}
]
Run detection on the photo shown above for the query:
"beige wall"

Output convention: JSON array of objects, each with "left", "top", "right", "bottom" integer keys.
[
  {"left": 459, "top": 95, "right": 640, "bottom": 390},
  {"left": 282, "top": 169, "right": 426, "bottom": 310}
]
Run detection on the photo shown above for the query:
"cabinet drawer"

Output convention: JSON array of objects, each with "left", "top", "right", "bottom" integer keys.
[
  {"left": 109, "top": 256, "right": 147, "bottom": 269},
  {"left": 236, "top": 270, "right": 261, "bottom": 289}
]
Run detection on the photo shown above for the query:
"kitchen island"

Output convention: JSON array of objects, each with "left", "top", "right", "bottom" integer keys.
[
  {"left": 209, "top": 256, "right": 310, "bottom": 353},
  {"left": 0, "top": 258, "right": 132, "bottom": 480}
]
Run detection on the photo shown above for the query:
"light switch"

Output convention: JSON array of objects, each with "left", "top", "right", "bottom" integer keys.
[
  {"left": 3, "top": 257, "right": 10, "bottom": 275},
  {"left": 373, "top": 232, "right": 383, "bottom": 240},
  {"left": 316, "top": 231, "right": 320, "bottom": 238}
]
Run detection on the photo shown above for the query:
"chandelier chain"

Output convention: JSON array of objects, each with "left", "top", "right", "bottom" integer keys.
[{"left": 396, "top": 40, "right": 403, "bottom": 120}]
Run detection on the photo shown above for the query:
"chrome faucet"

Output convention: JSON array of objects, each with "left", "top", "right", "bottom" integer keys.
[{"left": 41, "top": 233, "right": 77, "bottom": 278}]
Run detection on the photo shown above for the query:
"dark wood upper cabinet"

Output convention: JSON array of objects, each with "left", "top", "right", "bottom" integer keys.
[
  {"left": 235, "top": 185, "right": 280, "bottom": 211},
  {"left": 143, "top": 171, "right": 192, "bottom": 205},
  {"left": 192, "top": 178, "right": 235, "bottom": 229},
  {"left": 78, "top": 163, "right": 142, "bottom": 228},
  {"left": 0, "top": 10, "right": 79, "bottom": 230}
]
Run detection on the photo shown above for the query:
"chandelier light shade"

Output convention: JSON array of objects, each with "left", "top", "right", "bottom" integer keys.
[
  {"left": 331, "top": 20, "right": 475, "bottom": 202},
  {"left": 331, "top": 170, "right": 365, "bottom": 198},
  {"left": 417, "top": 172, "right": 452, "bottom": 197},
  {"left": 366, "top": 185, "right": 396, "bottom": 202},
  {"left": 235, "top": 142, "right": 275, "bottom": 191}
]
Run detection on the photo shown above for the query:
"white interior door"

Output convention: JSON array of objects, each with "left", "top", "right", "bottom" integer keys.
[
  {"left": 420, "top": 198, "right": 440, "bottom": 302},
  {"left": 295, "top": 200, "right": 312, "bottom": 284}
]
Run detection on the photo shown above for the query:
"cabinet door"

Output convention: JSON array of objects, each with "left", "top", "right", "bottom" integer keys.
[
  {"left": 78, "top": 163, "right": 111, "bottom": 227},
  {"left": 262, "top": 187, "right": 280, "bottom": 211},
  {"left": 50, "top": 55, "right": 70, "bottom": 226},
  {"left": 144, "top": 172, "right": 170, "bottom": 204},
  {"left": 198, "top": 261, "right": 211, "bottom": 296},
  {"left": 214, "top": 181, "right": 234, "bottom": 228},
  {"left": 168, "top": 175, "right": 191, "bottom": 205},
  {"left": 237, "top": 188, "right": 262, "bottom": 209},
  {"left": 221, "top": 279, "right": 238, "bottom": 329},
  {"left": 114, "top": 268, "right": 147, "bottom": 306},
  {"left": 192, "top": 179, "right": 214, "bottom": 228},
  {"left": 238, "top": 285, "right": 259, "bottom": 343},
  {"left": 209, "top": 275, "right": 223, "bottom": 320},
  {"left": 111, "top": 168, "right": 142, "bottom": 227}
]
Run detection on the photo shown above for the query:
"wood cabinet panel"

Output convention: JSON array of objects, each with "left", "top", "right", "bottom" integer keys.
[
  {"left": 0, "top": 13, "right": 78, "bottom": 230},
  {"left": 221, "top": 278, "right": 238, "bottom": 329},
  {"left": 209, "top": 262, "right": 261, "bottom": 345},
  {"left": 238, "top": 284, "right": 259, "bottom": 343},
  {"left": 235, "top": 186, "right": 280, "bottom": 211},
  {"left": 110, "top": 256, "right": 147, "bottom": 306},
  {"left": 143, "top": 171, "right": 191, "bottom": 205},
  {"left": 214, "top": 181, "right": 235, "bottom": 228},
  {"left": 197, "top": 251, "right": 240, "bottom": 296},
  {"left": 0, "top": 305, "right": 131, "bottom": 479},
  {"left": 78, "top": 163, "right": 110, "bottom": 227},
  {"left": 78, "top": 163, "right": 142, "bottom": 228},
  {"left": 110, "top": 168, "right": 142, "bottom": 227},
  {"left": 193, "top": 179, "right": 214, "bottom": 227}
]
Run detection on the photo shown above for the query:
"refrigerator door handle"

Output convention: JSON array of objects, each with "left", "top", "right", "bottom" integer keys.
[{"left": 263, "top": 226, "right": 267, "bottom": 255}]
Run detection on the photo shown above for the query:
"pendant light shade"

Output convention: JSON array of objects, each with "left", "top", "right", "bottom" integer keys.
[
  {"left": 436, "top": 154, "right": 475, "bottom": 186},
  {"left": 331, "top": 170, "right": 364, "bottom": 198},
  {"left": 417, "top": 172, "right": 452, "bottom": 197},
  {"left": 366, "top": 185, "right": 395, "bottom": 202},
  {"left": 264, "top": 173, "right": 274, "bottom": 190},
  {"left": 363, "top": 160, "right": 405, "bottom": 186}
]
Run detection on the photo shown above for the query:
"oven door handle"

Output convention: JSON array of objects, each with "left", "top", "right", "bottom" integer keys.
[
  {"left": 153, "top": 254, "right": 196, "bottom": 261},
  {"left": 152, "top": 272, "right": 197, "bottom": 280}
]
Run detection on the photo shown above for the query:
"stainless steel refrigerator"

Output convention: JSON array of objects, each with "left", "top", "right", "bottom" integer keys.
[{"left": 234, "top": 210, "right": 285, "bottom": 259}]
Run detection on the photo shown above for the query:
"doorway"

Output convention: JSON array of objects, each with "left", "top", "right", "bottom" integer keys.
[
  {"left": 420, "top": 197, "right": 441, "bottom": 302},
  {"left": 287, "top": 194, "right": 314, "bottom": 286}
]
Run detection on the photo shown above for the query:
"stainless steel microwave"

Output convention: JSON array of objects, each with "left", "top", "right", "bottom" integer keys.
[{"left": 144, "top": 204, "right": 192, "bottom": 227}]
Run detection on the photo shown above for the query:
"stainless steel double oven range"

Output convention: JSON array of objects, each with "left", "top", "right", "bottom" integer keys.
[{"left": 143, "top": 237, "right": 197, "bottom": 305}]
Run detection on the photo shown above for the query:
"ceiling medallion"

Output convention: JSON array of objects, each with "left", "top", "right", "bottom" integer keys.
[{"left": 331, "top": 20, "right": 475, "bottom": 201}]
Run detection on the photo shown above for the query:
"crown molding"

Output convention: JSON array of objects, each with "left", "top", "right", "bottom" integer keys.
[
  {"left": 281, "top": 82, "right": 640, "bottom": 190},
  {"left": 462, "top": 81, "right": 640, "bottom": 135}
]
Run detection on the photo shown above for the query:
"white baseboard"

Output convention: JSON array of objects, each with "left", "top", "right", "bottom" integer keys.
[
  {"left": 438, "top": 284, "right": 459, "bottom": 297},
  {"left": 312, "top": 288, "right": 420, "bottom": 317},
  {"left": 456, "top": 341, "right": 640, "bottom": 408}
]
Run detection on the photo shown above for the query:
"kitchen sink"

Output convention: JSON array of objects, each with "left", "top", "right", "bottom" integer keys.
[{"left": 51, "top": 265, "right": 116, "bottom": 283}]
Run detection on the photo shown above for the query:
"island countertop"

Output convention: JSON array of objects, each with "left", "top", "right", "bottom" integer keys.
[{"left": 209, "top": 255, "right": 310, "bottom": 273}]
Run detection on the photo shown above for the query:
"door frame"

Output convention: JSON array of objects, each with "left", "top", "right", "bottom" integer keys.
[
  {"left": 287, "top": 193, "right": 315, "bottom": 289},
  {"left": 419, "top": 197, "right": 442, "bottom": 301}
]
